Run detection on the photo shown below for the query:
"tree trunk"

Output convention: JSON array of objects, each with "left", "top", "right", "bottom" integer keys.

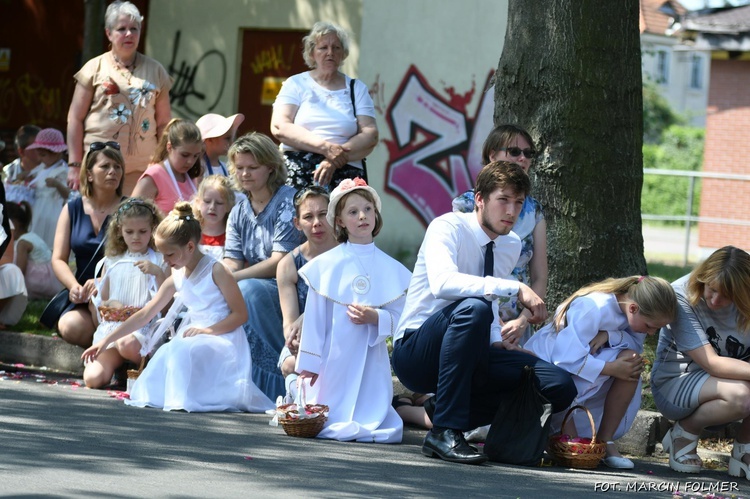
[
  {"left": 494, "top": 0, "right": 646, "bottom": 308},
  {"left": 82, "top": 0, "right": 106, "bottom": 64}
]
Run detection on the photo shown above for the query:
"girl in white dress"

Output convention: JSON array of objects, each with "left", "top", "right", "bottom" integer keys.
[
  {"left": 193, "top": 175, "right": 234, "bottom": 261},
  {"left": 296, "top": 178, "right": 412, "bottom": 443},
  {"left": 25, "top": 128, "right": 71, "bottom": 249},
  {"left": 7, "top": 201, "right": 63, "bottom": 299},
  {"left": 83, "top": 201, "right": 273, "bottom": 412},
  {"left": 525, "top": 276, "right": 677, "bottom": 469},
  {"left": 82, "top": 197, "right": 166, "bottom": 388}
]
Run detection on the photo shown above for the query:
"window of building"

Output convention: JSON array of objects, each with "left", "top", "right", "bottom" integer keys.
[
  {"left": 657, "top": 50, "right": 670, "bottom": 84},
  {"left": 690, "top": 54, "right": 703, "bottom": 90}
]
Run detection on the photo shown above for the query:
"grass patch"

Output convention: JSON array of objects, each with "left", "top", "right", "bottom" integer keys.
[{"left": 15, "top": 299, "right": 57, "bottom": 336}]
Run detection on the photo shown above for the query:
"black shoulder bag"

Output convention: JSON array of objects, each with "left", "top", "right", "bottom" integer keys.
[
  {"left": 483, "top": 365, "right": 553, "bottom": 466},
  {"left": 40, "top": 236, "right": 107, "bottom": 330}
]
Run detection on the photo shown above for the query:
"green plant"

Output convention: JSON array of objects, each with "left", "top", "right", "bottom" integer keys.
[
  {"left": 642, "top": 125, "right": 705, "bottom": 225},
  {"left": 14, "top": 299, "right": 56, "bottom": 336}
]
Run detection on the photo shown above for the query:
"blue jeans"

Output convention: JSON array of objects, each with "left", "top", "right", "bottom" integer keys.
[
  {"left": 238, "top": 278, "right": 285, "bottom": 400},
  {"left": 392, "top": 297, "right": 576, "bottom": 430}
]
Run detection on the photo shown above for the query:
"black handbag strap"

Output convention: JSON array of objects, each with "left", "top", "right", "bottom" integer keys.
[
  {"left": 78, "top": 232, "right": 108, "bottom": 281},
  {"left": 348, "top": 78, "right": 368, "bottom": 176},
  {"left": 349, "top": 78, "right": 357, "bottom": 116}
]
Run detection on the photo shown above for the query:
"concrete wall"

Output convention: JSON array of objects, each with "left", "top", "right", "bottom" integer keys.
[{"left": 144, "top": 0, "right": 509, "bottom": 262}]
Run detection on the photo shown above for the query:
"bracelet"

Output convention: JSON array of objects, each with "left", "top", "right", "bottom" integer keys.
[{"left": 69, "top": 162, "right": 81, "bottom": 168}]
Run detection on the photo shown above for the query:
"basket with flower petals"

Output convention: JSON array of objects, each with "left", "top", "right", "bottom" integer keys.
[
  {"left": 548, "top": 405, "right": 606, "bottom": 469},
  {"left": 276, "top": 403, "right": 329, "bottom": 438},
  {"left": 99, "top": 305, "right": 141, "bottom": 323}
]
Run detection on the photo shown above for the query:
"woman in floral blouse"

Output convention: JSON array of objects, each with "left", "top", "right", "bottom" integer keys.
[{"left": 66, "top": 0, "right": 172, "bottom": 195}]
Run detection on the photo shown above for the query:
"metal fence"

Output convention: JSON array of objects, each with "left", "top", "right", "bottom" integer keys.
[{"left": 642, "top": 168, "right": 750, "bottom": 266}]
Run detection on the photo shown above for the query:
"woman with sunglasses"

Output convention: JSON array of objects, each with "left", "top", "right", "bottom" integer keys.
[
  {"left": 453, "top": 124, "right": 546, "bottom": 348},
  {"left": 66, "top": 1, "right": 172, "bottom": 195},
  {"left": 52, "top": 142, "right": 126, "bottom": 348}
]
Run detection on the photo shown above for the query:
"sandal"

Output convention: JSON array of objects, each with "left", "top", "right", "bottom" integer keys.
[
  {"left": 662, "top": 421, "right": 702, "bottom": 473},
  {"left": 729, "top": 441, "right": 750, "bottom": 479},
  {"left": 392, "top": 395, "right": 414, "bottom": 409}
]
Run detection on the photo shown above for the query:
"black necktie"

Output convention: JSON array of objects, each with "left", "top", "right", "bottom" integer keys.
[{"left": 484, "top": 241, "right": 494, "bottom": 277}]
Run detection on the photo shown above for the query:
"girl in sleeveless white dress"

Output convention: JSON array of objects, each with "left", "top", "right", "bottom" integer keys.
[
  {"left": 83, "top": 202, "right": 273, "bottom": 412},
  {"left": 82, "top": 198, "right": 167, "bottom": 389}
]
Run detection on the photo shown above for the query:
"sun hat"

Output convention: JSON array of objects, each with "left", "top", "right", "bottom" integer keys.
[
  {"left": 196, "top": 113, "right": 245, "bottom": 140},
  {"left": 326, "top": 177, "right": 382, "bottom": 227},
  {"left": 25, "top": 128, "right": 67, "bottom": 153}
]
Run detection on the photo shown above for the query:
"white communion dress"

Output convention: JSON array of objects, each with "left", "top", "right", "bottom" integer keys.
[
  {"left": 525, "top": 292, "right": 644, "bottom": 440},
  {"left": 126, "top": 254, "right": 274, "bottom": 413},
  {"left": 296, "top": 242, "right": 412, "bottom": 443}
]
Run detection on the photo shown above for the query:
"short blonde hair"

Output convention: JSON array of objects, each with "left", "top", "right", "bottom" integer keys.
[
  {"left": 227, "top": 132, "right": 287, "bottom": 195},
  {"left": 302, "top": 21, "right": 350, "bottom": 69}
]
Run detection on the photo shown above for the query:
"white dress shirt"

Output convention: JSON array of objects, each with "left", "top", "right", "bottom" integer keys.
[{"left": 395, "top": 211, "right": 522, "bottom": 341}]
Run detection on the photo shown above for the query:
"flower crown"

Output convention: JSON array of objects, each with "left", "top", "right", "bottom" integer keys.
[{"left": 337, "top": 177, "right": 368, "bottom": 191}]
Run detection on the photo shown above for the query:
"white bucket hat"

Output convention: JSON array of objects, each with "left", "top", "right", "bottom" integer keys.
[
  {"left": 196, "top": 113, "right": 245, "bottom": 140},
  {"left": 326, "top": 177, "right": 382, "bottom": 227}
]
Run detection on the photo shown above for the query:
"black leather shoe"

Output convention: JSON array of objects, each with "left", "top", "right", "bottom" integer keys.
[
  {"left": 423, "top": 396, "right": 435, "bottom": 423},
  {"left": 421, "top": 429, "right": 488, "bottom": 465}
]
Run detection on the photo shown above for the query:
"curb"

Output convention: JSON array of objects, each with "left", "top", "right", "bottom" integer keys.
[{"left": 0, "top": 330, "right": 83, "bottom": 375}]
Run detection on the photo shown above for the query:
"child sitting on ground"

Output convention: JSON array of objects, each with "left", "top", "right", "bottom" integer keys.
[
  {"left": 196, "top": 113, "right": 244, "bottom": 177},
  {"left": 83, "top": 202, "right": 273, "bottom": 412},
  {"left": 25, "top": 128, "right": 70, "bottom": 249},
  {"left": 6, "top": 201, "right": 63, "bottom": 299},
  {"left": 82, "top": 197, "right": 166, "bottom": 389},
  {"left": 193, "top": 174, "right": 235, "bottom": 261}
]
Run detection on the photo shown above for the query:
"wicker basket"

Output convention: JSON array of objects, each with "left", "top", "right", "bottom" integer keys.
[
  {"left": 126, "top": 357, "right": 147, "bottom": 381},
  {"left": 277, "top": 403, "right": 329, "bottom": 438},
  {"left": 99, "top": 305, "right": 141, "bottom": 323},
  {"left": 548, "top": 405, "right": 606, "bottom": 469}
]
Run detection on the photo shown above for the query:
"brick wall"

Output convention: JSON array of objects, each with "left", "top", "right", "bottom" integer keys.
[{"left": 698, "top": 59, "right": 750, "bottom": 251}]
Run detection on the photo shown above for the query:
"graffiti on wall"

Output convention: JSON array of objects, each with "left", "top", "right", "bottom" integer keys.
[
  {"left": 382, "top": 65, "right": 495, "bottom": 227},
  {"left": 0, "top": 73, "right": 66, "bottom": 126},
  {"left": 168, "top": 30, "right": 227, "bottom": 119}
]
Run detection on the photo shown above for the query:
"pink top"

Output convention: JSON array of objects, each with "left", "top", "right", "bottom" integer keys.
[{"left": 139, "top": 163, "right": 197, "bottom": 215}]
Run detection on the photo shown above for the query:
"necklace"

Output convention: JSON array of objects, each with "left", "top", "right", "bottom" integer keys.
[
  {"left": 112, "top": 51, "right": 138, "bottom": 84},
  {"left": 349, "top": 244, "right": 372, "bottom": 295}
]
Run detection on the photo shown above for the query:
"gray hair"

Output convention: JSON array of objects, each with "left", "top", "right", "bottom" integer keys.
[
  {"left": 105, "top": 1, "right": 143, "bottom": 31},
  {"left": 302, "top": 21, "right": 350, "bottom": 69}
]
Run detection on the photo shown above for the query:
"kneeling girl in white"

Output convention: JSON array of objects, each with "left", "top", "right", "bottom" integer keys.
[
  {"left": 296, "top": 178, "right": 412, "bottom": 443},
  {"left": 82, "top": 202, "right": 273, "bottom": 412},
  {"left": 525, "top": 276, "right": 677, "bottom": 468},
  {"left": 83, "top": 197, "right": 166, "bottom": 388}
]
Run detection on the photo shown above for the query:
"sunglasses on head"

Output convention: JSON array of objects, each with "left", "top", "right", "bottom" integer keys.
[
  {"left": 90, "top": 141, "right": 121, "bottom": 152},
  {"left": 499, "top": 147, "right": 536, "bottom": 159},
  {"left": 293, "top": 184, "right": 329, "bottom": 204}
]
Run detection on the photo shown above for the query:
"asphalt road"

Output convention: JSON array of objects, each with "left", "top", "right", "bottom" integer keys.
[{"left": 1, "top": 371, "right": 747, "bottom": 499}]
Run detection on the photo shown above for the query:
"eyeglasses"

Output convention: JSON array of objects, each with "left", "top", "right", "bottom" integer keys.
[
  {"left": 499, "top": 147, "right": 536, "bottom": 159},
  {"left": 90, "top": 141, "right": 121, "bottom": 151},
  {"left": 293, "top": 185, "right": 329, "bottom": 204}
]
